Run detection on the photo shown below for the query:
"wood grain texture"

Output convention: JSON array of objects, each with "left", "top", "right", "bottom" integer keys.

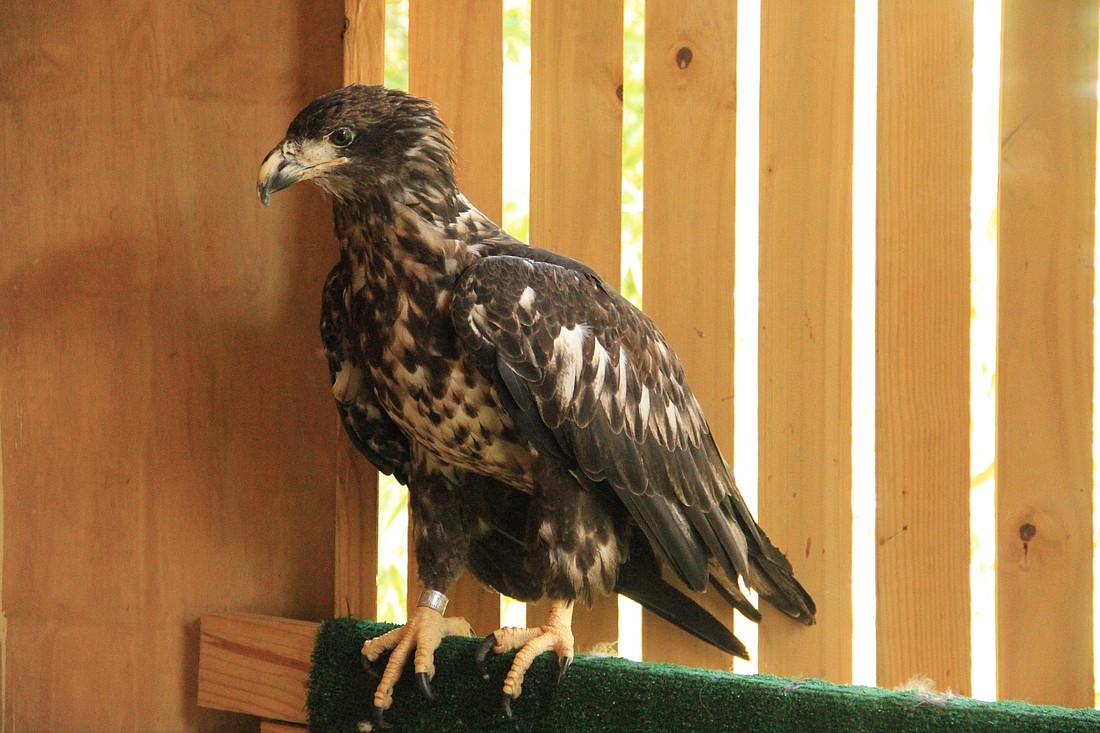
[
  {"left": 996, "top": 0, "right": 1097, "bottom": 707},
  {"left": 527, "top": 0, "right": 624, "bottom": 656},
  {"left": 642, "top": 0, "right": 737, "bottom": 670},
  {"left": 0, "top": 3, "right": 342, "bottom": 730},
  {"left": 875, "top": 0, "right": 973, "bottom": 694},
  {"left": 757, "top": 0, "right": 854, "bottom": 684},
  {"left": 334, "top": 426, "right": 379, "bottom": 619},
  {"left": 336, "top": 0, "right": 386, "bottom": 624},
  {"left": 407, "top": 0, "right": 504, "bottom": 635},
  {"left": 344, "top": 0, "right": 385, "bottom": 85},
  {"left": 198, "top": 613, "right": 316, "bottom": 724}
]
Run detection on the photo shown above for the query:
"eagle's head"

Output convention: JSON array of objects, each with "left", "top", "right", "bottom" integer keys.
[{"left": 257, "top": 85, "right": 456, "bottom": 207}]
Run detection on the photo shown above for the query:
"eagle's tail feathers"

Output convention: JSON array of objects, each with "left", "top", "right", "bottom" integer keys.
[{"left": 618, "top": 568, "right": 749, "bottom": 660}]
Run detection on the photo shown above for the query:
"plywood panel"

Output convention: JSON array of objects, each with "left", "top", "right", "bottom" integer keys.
[
  {"left": 996, "top": 0, "right": 1097, "bottom": 707},
  {"left": 0, "top": 2, "right": 343, "bottom": 730},
  {"left": 875, "top": 0, "right": 972, "bottom": 694},
  {"left": 336, "top": 0, "right": 386, "bottom": 623},
  {"left": 642, "top": 0, "right": 737, "bottom": 670},
  {"left": 757, "top": 0, "right": 854, "bottom": 683},
  {"left": 407, "top": 0, "right": 504, "bottom": 636},
  {"left": 528, "top": 0, "right": 624, "bottom": 655}
]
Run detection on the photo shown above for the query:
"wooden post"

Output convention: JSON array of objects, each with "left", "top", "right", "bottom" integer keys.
[
  {"left": 757, "top": 0, "right": 854, "bottom": 684},
  {"left": 996, "top": 0, "right": 1097, "bottom": 707},
  {"left": 875, "top": 0, "right": 973, "bottom": 694},
  {"left": 642, "top": 0, "right": 738, "bottom": 670}
]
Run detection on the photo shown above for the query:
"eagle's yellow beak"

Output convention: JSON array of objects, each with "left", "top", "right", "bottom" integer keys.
[{"left": 257, "top": 144, "right": 306, "bottom": 207}]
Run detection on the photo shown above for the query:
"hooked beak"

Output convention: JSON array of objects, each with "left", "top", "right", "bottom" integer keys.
[{"left": 257, "top": 144, "right": 305, "bottom": 207}]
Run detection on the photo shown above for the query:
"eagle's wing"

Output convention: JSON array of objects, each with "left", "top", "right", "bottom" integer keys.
[
  {"left": 452, "top": 253, "right": 814, "bottom": 623},
  {"left": 322, "top": 263, "right": 411, "bottom": 485}
]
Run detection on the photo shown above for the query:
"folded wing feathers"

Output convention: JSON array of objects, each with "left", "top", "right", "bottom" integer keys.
[{"left": 453, "top": 255, "right": 813, "bottom": 624}]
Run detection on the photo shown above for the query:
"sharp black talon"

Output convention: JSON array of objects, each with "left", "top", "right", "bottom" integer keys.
[
  {"left": 502, "top": 692, "right": 515, "bottom": 721},
  {"left": 475, "top": 633, "right": 499, "bottom": 681},
  {"left": 558, "top": 655, "right": 573, "bottom": 684},
  {"left": 417, "top": 671, "right": 435, "bottom": 702},
  {"left": 372, "top": 705, "right": 392, "bottom": 730},
  {"left": 361, "top": 655, "right": 380, "bottom": 679}
]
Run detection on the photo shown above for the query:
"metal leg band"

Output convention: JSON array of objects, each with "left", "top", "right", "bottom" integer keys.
[{"left": 417, "top": 589, "right": 448, "bottom": 614}]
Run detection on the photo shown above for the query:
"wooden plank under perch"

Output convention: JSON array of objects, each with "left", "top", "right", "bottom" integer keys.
[{"left": 197, "top": 613, "right": 317, "bottom": 724}]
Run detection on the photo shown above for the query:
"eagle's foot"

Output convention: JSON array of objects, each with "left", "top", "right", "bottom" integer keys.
[
  {"left": 361, "top": 605, "right": 473, "bottom": 715},
  {"left": 476, "top": 600, "right": 574, "bottom": 718}
]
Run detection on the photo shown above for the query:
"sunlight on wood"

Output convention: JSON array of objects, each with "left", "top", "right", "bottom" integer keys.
[
  {"left": 850, "top": 0, "right": 878, "bottom": 688},
  {"left": 969, "top": 0, "right": 1002, "bottom": 702},
  {"left": 733, "top": 0, "right": 761, "bottom": 677}
]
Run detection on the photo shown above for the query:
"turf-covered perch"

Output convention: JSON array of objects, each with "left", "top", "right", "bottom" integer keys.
[{"left": 307, "top": 618, "right": 1100, "bottom": 733}]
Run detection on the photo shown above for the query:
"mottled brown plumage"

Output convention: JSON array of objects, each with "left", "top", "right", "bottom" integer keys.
[{"left": 258, "top": 84, "right": 815, "bottom": 721}]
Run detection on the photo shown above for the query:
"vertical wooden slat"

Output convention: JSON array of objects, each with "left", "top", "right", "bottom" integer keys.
[
  {"left": 996, "top": 0, "right": 1097, "bottom": 707},
  {"left": 642, "top": 0, "right": 737, "bottom": 669},
  {"left": 528, "top": 0, "right": 624, "bottom": 655},
  {"left": 407, "top": 0, "right": 504, "bottom": 635},
  {"left": 875, "top": 1, "right": 973, "bottom": 694},
  {"left": 336, "top": 0, "right": 386, "bottom": 621},
  {"left": 344, "top": 0, "right": 385, "bottom": 85},
  {"left": 757, "top": 0, "right": 854, "bottom": 683}
]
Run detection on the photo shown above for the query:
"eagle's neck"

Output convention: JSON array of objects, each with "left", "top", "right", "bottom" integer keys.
[{"left": 333, "top": 193, "right": 479, "bottom": 298}]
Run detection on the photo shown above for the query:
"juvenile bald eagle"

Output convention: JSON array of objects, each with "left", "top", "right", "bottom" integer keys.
[{"left": 258, "top": 85, "right": 814, "bottom": 724}]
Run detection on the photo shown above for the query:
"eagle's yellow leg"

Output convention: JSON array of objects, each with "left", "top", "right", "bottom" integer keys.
[
  {"left": 483, "top": 600, "right": 574, "bottom": 702},
  {"left": 362, "top": 605, "right": 473, "bottom": 711}
]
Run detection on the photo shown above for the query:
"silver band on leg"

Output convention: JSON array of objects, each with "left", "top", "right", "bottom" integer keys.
[{"left": 417, "top": 589, "right": 448, "bottom": 614}]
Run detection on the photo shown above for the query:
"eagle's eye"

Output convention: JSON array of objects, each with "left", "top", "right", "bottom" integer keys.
[{"left": 329, "top": 127, "right": 355, "bottom": 147}]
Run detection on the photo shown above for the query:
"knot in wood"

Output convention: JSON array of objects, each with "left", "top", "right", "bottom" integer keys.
[
  {"left": 676, "top": 46, "right": 693, "bottom": 70},
  {"left": 1019, "top": 522, "right": 1037, "bottom": 543}
]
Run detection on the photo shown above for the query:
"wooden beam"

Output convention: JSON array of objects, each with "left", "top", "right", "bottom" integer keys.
[
  {"left": 757, "top": 0, "right": 854, "bottom": 683},
  {"left": 197, "top": 613, "right": 317, "bottom": 724},
  {"left": 996, "top": 0, "right": 1097, "bottom": 707},
  {"left": 344, "top": 0, "right": 385, "bottom": 85},
  {"left": 642, "top": 0, "right": 737, "bottom": 669},
  {"left": 875, "top": 0, "right": 973, "bottom": 694}
]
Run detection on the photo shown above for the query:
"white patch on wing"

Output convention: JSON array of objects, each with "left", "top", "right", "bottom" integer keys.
[
  {"left": 469, "top": 303, "right": 489, "bottom": 330},
  {"left": 519, "top": 286, "right": 536, "bottom": 310},
  {"left": 554, "top": 324, "right": 590, "bottom": 404},
  {"left": 615, "top": 345, "right": 630, "bottom": 410},
  {"left": 665, "top": 399, "right": 683, "bottom": 444},
  {"left": 637, "top": 386, "right": 651, "bottom": 434},
  {"left": 590, "top": 337, "right": 611, "bottom": 395}
]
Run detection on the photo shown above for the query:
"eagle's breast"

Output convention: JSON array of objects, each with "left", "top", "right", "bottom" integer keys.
[{"left": 342, "top": 204, "right": 538, "bottom": 490}]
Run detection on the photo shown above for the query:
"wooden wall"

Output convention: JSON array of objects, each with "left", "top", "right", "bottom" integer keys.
[
  {"left": 5, "top": 1, "right": 1100, "bottom": 729},
  {"left": 0, "top": 1, "right": 344, "bottom": 730}
]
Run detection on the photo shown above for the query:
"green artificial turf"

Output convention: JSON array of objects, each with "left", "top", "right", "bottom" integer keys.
[{"left": 307, "top": 618, "right": 1100, "bottom": 732}]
